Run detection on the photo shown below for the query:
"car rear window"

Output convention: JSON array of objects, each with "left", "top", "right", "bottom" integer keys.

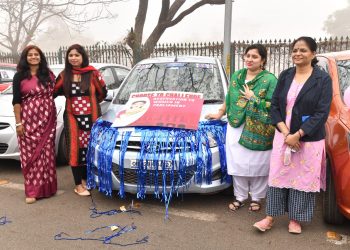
[{"left": 114, "top": 62, "right": 225, "bottom": 104}]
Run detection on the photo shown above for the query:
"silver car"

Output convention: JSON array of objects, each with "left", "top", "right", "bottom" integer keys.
[
  {"left": 0, "top": 63, "right": 130, "bottom": 163},
  {"left": 89, "top": 56, "right": 231, "bottom": 194}
]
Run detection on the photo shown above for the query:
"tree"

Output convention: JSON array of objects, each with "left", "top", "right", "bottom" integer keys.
[
  {"left": 323, "top": 0, "right": 350, "bottom": 37},
  {"left": 0, "top": 0, "right": 120, "bottom": 61},
  {"left": 126, "top": 0, "right": 225, "bottom": 64}
]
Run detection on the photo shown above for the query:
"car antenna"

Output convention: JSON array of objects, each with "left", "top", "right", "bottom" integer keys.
[{"left": 174, "top": 45, "right": 178, "bottom": 62}]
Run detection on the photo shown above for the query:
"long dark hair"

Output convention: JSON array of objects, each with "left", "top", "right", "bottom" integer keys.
[
  {"left": 17, "top": 45, "right": 52, "bottom": 87},
  {"left": 63, "top": 44, "right": 91, "bottom": 95},
  {"left": 243, "top": 44, "right": 268, "bottom": 70},
  {"left": 291, "top": 36, "right": 319, "bottom": 66}
]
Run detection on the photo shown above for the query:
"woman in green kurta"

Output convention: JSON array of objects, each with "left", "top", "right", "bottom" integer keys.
[{"left": 206, "top": 44, "right": 277, "bottom": 212}]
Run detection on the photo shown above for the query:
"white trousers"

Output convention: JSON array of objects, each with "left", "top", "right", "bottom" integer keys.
[{"left": 232, "top": 176, "right": 268, "bottom": 202}]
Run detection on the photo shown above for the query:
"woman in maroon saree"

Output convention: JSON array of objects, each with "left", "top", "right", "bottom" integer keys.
[{"left": 12, "top": 45, "right": 57, "bottom": 204}]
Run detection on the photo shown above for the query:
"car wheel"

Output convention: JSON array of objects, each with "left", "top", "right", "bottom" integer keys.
[
  {"left": 57, "top": 130, "right": 68, "bottom": 164},
  {"left": 322, "top": 157, "right": 345, "bottom": 224}
]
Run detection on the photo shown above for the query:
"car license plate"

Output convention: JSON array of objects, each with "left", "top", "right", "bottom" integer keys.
[{"left": 129, "top": 160, "right": 173, "bottom": 170}]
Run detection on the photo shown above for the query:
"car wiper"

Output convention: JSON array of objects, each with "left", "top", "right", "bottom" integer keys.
[{"left": 203, "top": 99, "right": 223, "bottom": 104}]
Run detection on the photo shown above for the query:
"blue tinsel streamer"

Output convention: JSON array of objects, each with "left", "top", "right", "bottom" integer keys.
[
  {"left": 87, "top": 119, "right": 228, "bottom": 216},
  {"left": 54, "top": 224, "right": 149, "bottom": 246},
  {"left": 0, "top": 216, "right": 11, "bottom": 225}
]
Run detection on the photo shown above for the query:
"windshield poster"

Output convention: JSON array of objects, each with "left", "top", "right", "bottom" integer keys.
[{"left": 111, "top": 91, "right": 204, "bottom": 130}]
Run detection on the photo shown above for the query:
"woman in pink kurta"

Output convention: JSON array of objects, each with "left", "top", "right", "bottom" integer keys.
[
  {"left": 254, "top": 37, "right": 332, "bottom": 234},
  {"left": 268, "top": 80, "right": 326, "bottom": 192},
  {"left": 12, "top": 45, "right": 57, "bottom": 204}
]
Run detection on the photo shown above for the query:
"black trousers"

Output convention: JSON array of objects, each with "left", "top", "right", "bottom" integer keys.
[{"left": 71, "top": 166, "right": 87, "bottom": 185}]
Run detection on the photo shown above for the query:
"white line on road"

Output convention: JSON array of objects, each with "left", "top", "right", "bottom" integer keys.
[
  {"left": 146, "top": 204, "right": 218, "bottom": 222},
  {"left": 0, "top": 181, "right": 65, "bottom": 195}
]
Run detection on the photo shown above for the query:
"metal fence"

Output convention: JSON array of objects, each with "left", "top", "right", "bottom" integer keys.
[
  {"left": 152, "top": 36, "right": 350, "bottom": 75},
  {"left": 1, "top": 36, "right": 349, "bottom": 75}
]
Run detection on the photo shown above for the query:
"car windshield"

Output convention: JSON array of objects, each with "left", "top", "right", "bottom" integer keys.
[
  {"left": 114, "top": 62, "right": 225, "bottom": 104},
  {"left": 0, "top": 67, "right": 16, "bottom": 82}
]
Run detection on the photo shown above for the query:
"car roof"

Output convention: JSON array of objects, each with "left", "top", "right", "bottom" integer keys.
[
  {"left": 137, "top": 56, "right": 219, "bottom": 65},
  {"left": 50, "top": 63, "right": 130, "bottom": 70},
  {"left": 318, "top": 50, "right": 350, "bottom": 60}
]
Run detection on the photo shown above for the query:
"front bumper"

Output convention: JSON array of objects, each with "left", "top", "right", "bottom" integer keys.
[
  {"left": 92, "top": 144, "right": 230, "bottom": 194},
  {"left": 0, "top": 116, "right": 20, "bottom": 160}
]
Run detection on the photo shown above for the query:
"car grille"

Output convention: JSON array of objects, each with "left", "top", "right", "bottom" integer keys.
[
  {"left": 112, "top": 163, "right": 196, "bottom": 187},
  {"left": 0, "top": 143, "right": 9, "bottom": 154},
  {"left": 0, "top": 122, "right": 10, "bottom": 130}
]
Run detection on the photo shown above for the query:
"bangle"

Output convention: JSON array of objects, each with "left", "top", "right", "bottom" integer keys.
[
  {"left": 284, "top": 132, "right": 290, "bottom": 140},
  {"left": 15, "top": 123, "right": 22, "bottom": 127}
]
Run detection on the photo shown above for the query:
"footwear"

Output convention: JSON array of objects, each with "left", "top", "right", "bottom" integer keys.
[
  {"left": 288, "top": 220, "right": 302, "bottom": 234},
  {"left": 228, "top": 200, "right": 245, "bottom": 211},
  {"left": 74, "top": 188, "right": 91, "bottom": 196},
  {"left": 81, "top": 180, "right": 89, "bottom": 190},
  {"left": 253, "top": 218, "right": 273, "bottom": 232},
  {"left": 249, "top": 201, "right": 261, "bottom": 212},
  {"left": 25, "top": 197, "right": 36, "bottom": 204}
]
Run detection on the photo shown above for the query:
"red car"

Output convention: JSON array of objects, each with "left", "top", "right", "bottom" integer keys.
[
  {"left": 0, "top": 63, "right": 16, "bottom": 92},
  {"left": 317, "top": 50, "right": 350, "bottom": 224}
]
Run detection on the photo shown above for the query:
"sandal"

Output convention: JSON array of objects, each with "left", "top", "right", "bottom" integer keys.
[
  {"left": 288, "top": 220, "right": 302, "bottom": 234},
  {"left": 25, "top": 197, "right": 36, "bottom": 204},
  {"left": 253, "top": 218, "right": 274, "bottom": 232},
  {"left": 74, "top": 187, "right": 91, "bottom": 196},
  {"left": 228, "top": 200, "right": 245, "bottom": 211},
  {"left": 249, "top": 201, "right": 261, "bottom": 212}
]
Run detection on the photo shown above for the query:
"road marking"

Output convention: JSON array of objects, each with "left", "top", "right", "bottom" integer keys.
[
  {"left": 146, "top": 204, "right": 218, "bottom": 222},
  {"left": 0, "top": 181, "right": 65, "bottom": 195}
]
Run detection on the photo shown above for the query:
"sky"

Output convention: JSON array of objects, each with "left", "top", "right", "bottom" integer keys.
[
  {"left": 83, "top": 0, "right": 349, "bottom": 44},
  {"left": 32, "top": 0, "right": 349, "bottom": 51}
]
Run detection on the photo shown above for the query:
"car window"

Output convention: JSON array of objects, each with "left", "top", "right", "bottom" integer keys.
[
  {"left": 337, "top": 60, "right": 350, "bottom": 107},
  {"left": 114, "top": 62, "right": 225, "bottom": 104},
  {"left": 114, "top": 68, "right": 129, "bottom": 82},
  {"left": 100, "top": 67, "right": 117, "bottom": 90},
  {"left": 0, "top": 67, "right": 16, "bottom": 82}
]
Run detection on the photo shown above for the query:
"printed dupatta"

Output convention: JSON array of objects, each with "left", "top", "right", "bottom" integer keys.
[{"left": 226, "top": 68, "right": 277, "bottom": 150}]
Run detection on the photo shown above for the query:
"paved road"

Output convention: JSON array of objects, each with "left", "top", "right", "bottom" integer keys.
[{"left": 0, "top": 159, "right": 349, "bottom": 250}]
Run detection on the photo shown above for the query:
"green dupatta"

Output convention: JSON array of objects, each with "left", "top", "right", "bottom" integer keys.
[{"left": 226, "top": 68, "right": 277, "bottom": 150}]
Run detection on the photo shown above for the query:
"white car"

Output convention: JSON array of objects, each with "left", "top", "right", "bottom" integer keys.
[
  {"left": 89, "top": 56, "right": 231, "bottom": 194},
  {"left": 0, "top": 63, "right": 130, "bottom": 163}
]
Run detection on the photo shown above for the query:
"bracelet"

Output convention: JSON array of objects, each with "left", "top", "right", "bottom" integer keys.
[
  {"left": 284, "top": 132, "right": 290, "bottom": 140},
  {"left": 15, "top": 123, "right": 22, "bottom": 127}
]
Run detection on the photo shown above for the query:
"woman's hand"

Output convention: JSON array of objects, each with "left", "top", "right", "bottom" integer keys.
[
  {"left": 285, "top": 133, "right": 300, "bottom": 151},
  {"left": 205, "top": 112, "right": 223, "bottom": 120},
  {"left": 239, "top": 84, "right": 255, "bottom": 100},
  {"left": 16, "top": 124, "right": 25, "bottom": 137}
]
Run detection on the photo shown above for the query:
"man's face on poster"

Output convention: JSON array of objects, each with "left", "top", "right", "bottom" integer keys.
[{"left": 126, "top": 101, "right": 147, "bottom": 115}]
